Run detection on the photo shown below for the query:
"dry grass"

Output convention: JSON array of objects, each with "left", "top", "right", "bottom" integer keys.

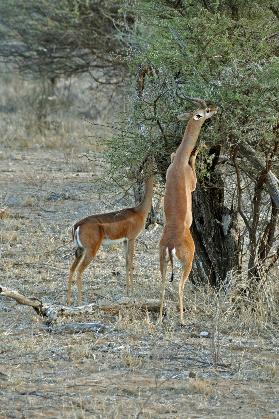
[
  {"left": 0, "top": 208, "right": 10, "bottom": 219},
  {"left": 0, "top": 71, "right": 278, "bottom": 418},
  {"left": 187, "top": 378, "right": 214, "bottom": 395}
]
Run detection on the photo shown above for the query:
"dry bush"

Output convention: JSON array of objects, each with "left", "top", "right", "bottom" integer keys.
[
  {"left": 0, "top": 66, "right": 120, "bottom": 153},
  {"left": 0, "top": 208, "right": 10, "bottom": 219}
]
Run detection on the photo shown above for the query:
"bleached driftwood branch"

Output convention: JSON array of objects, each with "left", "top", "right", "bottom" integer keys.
[{"left": 0, "top": 285, "right": 161, "bottom": 323}]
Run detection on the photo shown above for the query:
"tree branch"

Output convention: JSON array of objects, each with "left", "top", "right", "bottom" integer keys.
[
  {"left": 0, "top": 285, "right": 162, "bottom": 323},
  {"left": 238, "top": 143, "right": 279, "bottom": 208},
  {"left": 232, "top": 151, "right": 252, "bottom": 234}
]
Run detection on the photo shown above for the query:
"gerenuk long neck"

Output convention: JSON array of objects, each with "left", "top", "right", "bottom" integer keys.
[
  {"left": 175, "top": 118, "right": 204, "bottom": 164},
  {"left": 136, "top": 175, "right": 154, "bottom": 215}
]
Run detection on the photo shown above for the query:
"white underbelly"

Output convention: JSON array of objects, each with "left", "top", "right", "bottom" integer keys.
[{"left": 102, "top": 237, "right": 126, "bottom": 247}]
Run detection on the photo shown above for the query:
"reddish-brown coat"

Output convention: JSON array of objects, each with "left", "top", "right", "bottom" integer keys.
[
  {"left": 159, "top": 106, "right": 218, "bottom": 324},
  {"left": 67, "top": 176, "right": 153, "bottom": 305},
  {"left": 74, "top": 207, "right": 146, "bottom": 248}
]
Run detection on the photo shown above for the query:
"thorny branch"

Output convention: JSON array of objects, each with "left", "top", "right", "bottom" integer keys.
[{"left": 232, "top": 150, "right": 252, "bottom": 234}]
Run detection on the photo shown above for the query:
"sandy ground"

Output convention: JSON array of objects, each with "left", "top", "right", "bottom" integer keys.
[{"left": 1, "top": 144, "right": 278, "bottom": 418}]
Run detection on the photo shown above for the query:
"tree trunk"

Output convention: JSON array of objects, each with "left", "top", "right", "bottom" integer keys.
[{"left": 191, "top": 149, "right": 239, "bottom": 287}]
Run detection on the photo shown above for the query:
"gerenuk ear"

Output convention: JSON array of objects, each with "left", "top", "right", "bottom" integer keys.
[{"left": 177, "top": 112, "right": 191, "bottom": 121}]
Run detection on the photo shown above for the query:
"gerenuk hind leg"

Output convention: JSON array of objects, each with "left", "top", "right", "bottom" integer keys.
[
  {"left": 67, "top": 249, "right": 84, "bottom": 305},
  {"left": 159, "top": 246, "right": 168, "bottom": 323}
]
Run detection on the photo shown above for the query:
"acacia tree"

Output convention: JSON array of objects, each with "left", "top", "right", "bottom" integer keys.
[
  {"left": 0, "top": 0, "right": 128, "bottom": 81},
  {"left": 108, "top": 0, "right": 279, "bottom": 287},
  {"left": 0, "top": 1, "right": 130, "bottom": 128}
]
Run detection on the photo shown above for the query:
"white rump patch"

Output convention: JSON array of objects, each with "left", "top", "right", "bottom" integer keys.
[
  {"left": 74, "top": 226, "right": 83, "bottom": 249},
  {"left": 166, "top": 247, "right": 176, "bottom": 259}
]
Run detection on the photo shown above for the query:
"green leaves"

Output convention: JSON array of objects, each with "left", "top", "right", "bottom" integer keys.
[{"left": 113, "top": 0, "right": 279, "bottom": 175}]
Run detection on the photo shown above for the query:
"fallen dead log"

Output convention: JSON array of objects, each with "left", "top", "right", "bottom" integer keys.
[
  {"left": 0, "top": 285, "right": 44, "bottom": 313},
  {"left": 0, "top": 285, "right": 161, "bottom": 323}
]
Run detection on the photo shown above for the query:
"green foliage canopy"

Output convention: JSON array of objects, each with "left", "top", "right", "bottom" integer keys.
[
  {"left": 108, "top": 0, "right": 279, "bottom": 177},
  {"left": 0, "top": 0, "right": 127, "bottom": 80}
]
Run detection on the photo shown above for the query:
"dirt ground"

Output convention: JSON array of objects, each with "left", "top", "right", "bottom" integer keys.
[{"left": 1, "top": 138, "right": 278, "bottom": 418}]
